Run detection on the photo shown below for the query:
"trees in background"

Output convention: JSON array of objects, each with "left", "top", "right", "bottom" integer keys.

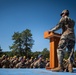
[
  {"left": 0, "top": 28, "right": 76, "bottom": 59},
  {"left": 41, "top": 48, "right": 49, "bottom": 59},
  {"left": 9, "top": 29, "right": 34, "bottom": 58},
  {"left": 0, "top": 46, "right": 3, "bottom": 57},
  {"left": 0, "top": 28, "right": 50, "bottom": 59}
]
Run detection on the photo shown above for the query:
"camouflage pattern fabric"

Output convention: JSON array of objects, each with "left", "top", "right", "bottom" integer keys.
[{"left": 50, "top": 16, "right": 75, "bottom": 65}]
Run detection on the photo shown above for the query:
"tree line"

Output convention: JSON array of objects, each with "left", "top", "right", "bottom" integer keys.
[
  {"left": 0, "top": 29, "right": 76, "bottom": 59},
  {"left": 0, "top": 29, "right": 49, "bottom": 59}
]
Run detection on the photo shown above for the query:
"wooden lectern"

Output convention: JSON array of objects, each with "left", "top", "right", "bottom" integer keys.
[{"left": 44, "top": 31, "right": 61, "bottom": 69}]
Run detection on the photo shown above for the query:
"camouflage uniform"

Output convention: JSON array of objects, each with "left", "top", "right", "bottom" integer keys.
[
  {"left": 50, "top": 15, "right": 75, "bottom": 65},
  {"left": 1, "top": 57, "right": 10, "bottom": 68},
  {"left": 33, "top": 55, "right": 45, "bottom": 68},
  {"left": 49, "top": 10, "right": 75, "bottom": 72}
]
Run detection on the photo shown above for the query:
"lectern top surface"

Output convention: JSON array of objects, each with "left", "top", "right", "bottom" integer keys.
[{"left": 44, "top": 31, "right": 61, "bottom": 39}]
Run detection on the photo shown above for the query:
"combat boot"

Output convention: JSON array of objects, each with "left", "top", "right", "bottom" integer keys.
[
  {"left": 68, "top": 64, "right": 73, "bottom": 72},
  {"left": 51, "top": 64, "right": 64, "bottom": 72}
]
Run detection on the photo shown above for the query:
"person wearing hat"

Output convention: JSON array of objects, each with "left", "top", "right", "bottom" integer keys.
[
  {"left": 49, "top": 9, "right": 75, "bottom": 72},
  {"left": 1, "top": 55, "right": 10, "bottom": 68},
  {"left": 33, "top": 54, "right": 43, "bottom": 68}
]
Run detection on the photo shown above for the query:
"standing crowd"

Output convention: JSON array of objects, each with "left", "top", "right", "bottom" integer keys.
[
  {"left": 0, "top": 54, "right": 50, "bottom": 68},
  {"left": 0, "top": 54, "right": 76, "bottom": 69}
]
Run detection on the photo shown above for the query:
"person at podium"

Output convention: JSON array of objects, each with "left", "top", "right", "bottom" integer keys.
[{"left": 49, "top": 9, "right": 75, "bottom": 72}]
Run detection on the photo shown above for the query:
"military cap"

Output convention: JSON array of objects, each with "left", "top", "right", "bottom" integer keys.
[{"left": 60, "top": 9, "right": 69, "bottom": 16}]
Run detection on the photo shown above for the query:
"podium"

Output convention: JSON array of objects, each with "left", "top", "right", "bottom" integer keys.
[{"left": 44, "top": 31, "right": 61, "bottom": 69}]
